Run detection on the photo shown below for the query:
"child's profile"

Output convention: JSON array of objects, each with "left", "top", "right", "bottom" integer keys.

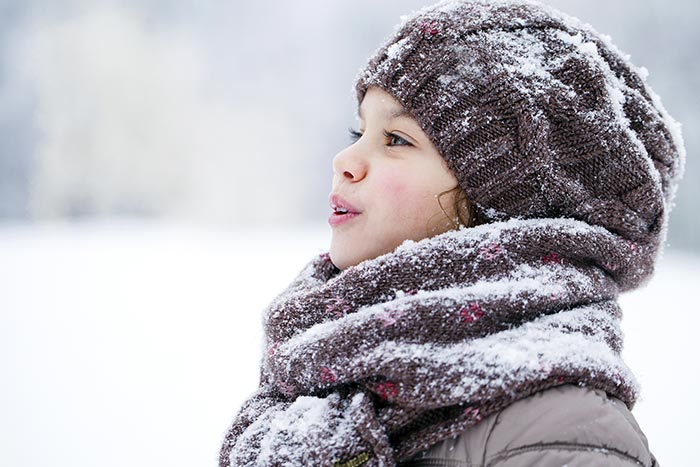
[
  {"left": 220, "top": 1, "right": 685, "bottom": 466},
  {"left": 329, "top": 86, "right": 471, "bottom": 271}
]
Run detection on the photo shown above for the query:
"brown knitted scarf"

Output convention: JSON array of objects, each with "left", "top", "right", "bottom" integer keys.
[{"left": 219, "top": 217, "right": 649, "bottom": 467}]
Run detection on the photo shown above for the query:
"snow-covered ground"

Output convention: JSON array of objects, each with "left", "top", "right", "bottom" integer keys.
[{"left": 1, "top": 220, "right": 697, "bottom": 466}]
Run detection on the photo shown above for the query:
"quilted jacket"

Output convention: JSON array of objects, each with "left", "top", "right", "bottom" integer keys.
[{"left": 398, "top": 384, "right": 658, "bottom": 467}]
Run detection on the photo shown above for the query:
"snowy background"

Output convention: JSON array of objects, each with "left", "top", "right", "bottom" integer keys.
[{"left": 1, "top": 0, "right": 698, "bottom": 466}]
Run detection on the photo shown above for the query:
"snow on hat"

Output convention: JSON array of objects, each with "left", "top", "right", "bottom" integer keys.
[{"left": 354, "top": 0, "right": 685, "bottom": 261}]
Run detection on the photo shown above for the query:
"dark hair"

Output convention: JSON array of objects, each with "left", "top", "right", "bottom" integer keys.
[{"left": 437, "top": 185, "right": 488, "bottom": 230}]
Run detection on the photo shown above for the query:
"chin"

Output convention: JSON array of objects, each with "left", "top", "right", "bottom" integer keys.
[
  {"left": 329, "top": 252, "right": 358, "bottom": 271},
  {"left": 330, "top": 244, "right": 371, "bottom": 271},
  {"left": 334, "top": 242, "right": 397, "bottom": 271}
]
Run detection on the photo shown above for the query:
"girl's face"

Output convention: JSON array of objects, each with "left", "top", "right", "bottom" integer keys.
[{"left": 328, "top": 86, "right": 460, "bottom": 270}]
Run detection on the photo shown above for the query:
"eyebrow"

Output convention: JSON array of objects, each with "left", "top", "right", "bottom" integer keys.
[{"left": 358, "top": 106, "right": 413, "bottom": 121}]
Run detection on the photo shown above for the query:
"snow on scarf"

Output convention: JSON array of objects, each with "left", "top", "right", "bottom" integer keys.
[{"left": 219, "top": 216, "right": 648, "bottom": 467}]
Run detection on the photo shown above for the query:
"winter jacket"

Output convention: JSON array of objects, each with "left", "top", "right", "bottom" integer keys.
[{"left": 398, "top": 384, "right": 658, "bottom": 467}]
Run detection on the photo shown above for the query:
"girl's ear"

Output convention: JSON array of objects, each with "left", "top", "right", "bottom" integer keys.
[{"left": 437, "top": 186, "right": 474, "bottom": 230}]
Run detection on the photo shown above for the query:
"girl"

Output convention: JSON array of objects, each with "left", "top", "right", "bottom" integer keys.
[{"left": 220, "top": 1, "right": 685, "bottom": 466}]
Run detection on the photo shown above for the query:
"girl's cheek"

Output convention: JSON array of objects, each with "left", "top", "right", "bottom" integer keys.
[
  {"left": 378, "top": 169, "right": 411, "bottom": 202},
  {"left": 379, "top": 169, "right": 428, "bottom": 218}
]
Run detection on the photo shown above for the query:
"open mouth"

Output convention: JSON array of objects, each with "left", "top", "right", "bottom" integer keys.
[
  {"left": 328, "top": 193, "right": 362, "bottom": 227},
  {"left": 330, "top": 204, "right": 360, "bottom": 216},
  {"left": 328, "top": 209, "right": 361, "bottom": 227}
]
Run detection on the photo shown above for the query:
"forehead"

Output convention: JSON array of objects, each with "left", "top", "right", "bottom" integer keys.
[{"left": 358, "top": 88, "right": 414, "bottom": 121}]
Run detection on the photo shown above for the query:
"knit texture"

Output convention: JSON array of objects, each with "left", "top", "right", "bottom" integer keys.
[
  {"left": 354, "top": 0, "right": 685, "bottom": 291},
  {"left": 219, "top": 218, "right": 643, "bottom": 466}
]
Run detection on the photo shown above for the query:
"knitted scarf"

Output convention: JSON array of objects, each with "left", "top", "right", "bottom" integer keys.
[{"left": 219, "top": 217, "right": 649, "bottom": 467}]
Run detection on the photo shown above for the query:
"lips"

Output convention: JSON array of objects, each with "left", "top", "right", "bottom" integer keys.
[
  {"left": 329, "top": 194, "right": 361, "bottom": 215},
  {"left": 328, "top": 193, "right": 362, "bottom": 228}
]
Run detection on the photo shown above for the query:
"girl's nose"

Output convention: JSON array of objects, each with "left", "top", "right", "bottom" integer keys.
[{"left": 332, "top": 145, "right": 368, "bottom": 182}]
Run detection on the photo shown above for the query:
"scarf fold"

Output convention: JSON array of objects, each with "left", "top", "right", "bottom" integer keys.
[{"left": 220, "top": 217, "right": 649, "bottom": 467}]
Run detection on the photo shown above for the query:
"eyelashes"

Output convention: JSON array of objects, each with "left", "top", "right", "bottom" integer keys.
[
  {"left": 383, "top": 130, "right": 411, "bottom": 147},
  {"left": 348, "top": 127, "right": 362, "bottom": 143},
  {"left": 347, "top": 127, "right": 412, "bottom": 147}
]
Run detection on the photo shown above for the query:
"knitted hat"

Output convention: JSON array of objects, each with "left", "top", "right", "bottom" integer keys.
[{"left": 354, "top": 0, "right": 685, "bottom": 267}]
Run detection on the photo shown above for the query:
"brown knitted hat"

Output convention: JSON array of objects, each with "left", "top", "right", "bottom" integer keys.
[{"left": 354, "top": 0, "right": 685, "bottom": 267}]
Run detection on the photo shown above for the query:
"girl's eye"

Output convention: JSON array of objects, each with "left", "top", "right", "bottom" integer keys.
[
  {"left": 348, "top": 127, "right": 363, "bottom": 144},
  {"left": 346, "top": 127, "right": 413, "bottom": 147},
  {"left": 383, "top": 130, "right": 411, "bottom": 147}
]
